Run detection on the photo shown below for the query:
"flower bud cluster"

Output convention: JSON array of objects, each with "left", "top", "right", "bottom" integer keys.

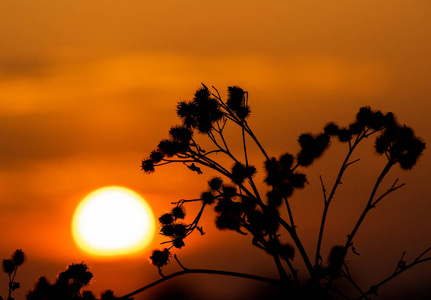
[
  {"left": 159, "top": 206, "right": 188, "bottom": 249},
  {"left": 264, "top": 153, "right": 307, "bottom": 206},
  {"left": 227, "top": 86, "right": 251, "bottom": 120},
  {"left": 177, "top": 85, "right": 223, "bottom": 134}
]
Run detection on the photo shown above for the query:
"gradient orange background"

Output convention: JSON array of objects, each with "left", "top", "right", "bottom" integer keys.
[{"left": 1, "top": 1, "right": 430, "bottom": 299}]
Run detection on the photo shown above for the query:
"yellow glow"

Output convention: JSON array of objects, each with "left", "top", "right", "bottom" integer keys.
[{"left": 72, "top": 186, "right": 155, "bottom": 256}]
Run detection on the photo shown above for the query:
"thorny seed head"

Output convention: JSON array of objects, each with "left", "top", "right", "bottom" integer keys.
[
  {"left": 11, "top": 249, "right": 26, "bottom": 266},
  {"left": 324, "top": 122, "right": 339, "bottom": 136},
  {"left": 169, "top": 125, "right": 194, "bottom": 142},
  {"left": 159, "top": 213, "right": 174, "bottom": 225},
  {"left": 172, "top": 206, "right": 186, "bottom": 220},
  {"left": 201, "top": 191, "right": 216, "bottom": 205},
  {"left": 149, "top": 249, "right": 171, "bottom": 267},
  {"left": 149, "top": 150, "right": 165, "bottom": 163},
  {"left": 173, "top": 237, "right": 185, "bottom": 249},
  {"left": 141, "top": 159, "right": 155, "bottom": 173},
  {"left": 208, "top": 176, "right": 223, "bottom": 191},
  {"left": 2, "top": 259, "right": 15, "bottom": 274}
]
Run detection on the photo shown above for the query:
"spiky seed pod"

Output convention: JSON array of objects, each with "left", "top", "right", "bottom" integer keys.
[
  {"left": 356, "top": 106, "right": 373, "bottom": 125},
  {"left": 208, "top": 176, "right": 223, "bottom": 191},
  {"left": 149, "top": 249, "right": 171, "bottom": 267},
  {"left": 261, "top": 207, "right": 280, "bottom": 234},
  {"left": 215, "top": 213, "right": 242, "bottom": 232},
  {"left": 349, "top": 122, "right": 365, "bottom": 135},
  {"left": 176, "top": 100, "right": 198, "bottom": 118},
  {"left": 141, "top": 159, "right": 155, "bottom": 173},
  {"left": 159, "top": 213, "right": 174, "bottom": 225},
  {"left": 280, "top": 243, "right": 295, "bottom": 261},
  {"left": 183, "top": 116, "right": 197, "bottom": 128},
  {"left": 65, "top": 263, "right": 93, "bottom": 286},
  {"left": 172, "top": 206, "right": 186, "bottom": 220},
  {"left": 194, "top": 86, "right": 211, "bottom": 104},
  {"left": 11, "top": 249, "right": 26, "bottom": 266},
  {"left": 161, "top": 224, "right": 175, "bottom": 237},
  {"left": 279, "top": 183, "right": 294, "bottom": 198},
  {"left": 324, "top": 122, "right": 339, "bottom": 136},
  {"left": 267, "top": 190, "right": 283, "bottom": 207},
  {"left": 314, "top": 133, "right": 330, "bottom": 158},
  {"left": 227, "top": 86, "right": 245, "bottom": 111},
  {"left": 368, "top": 110, "right": 385, "bottom": 129},
  {"left": 196, "top": 116, "right": 213, "bottom": 133},
  {"left": 383, "top": 112, "right": 396, "bottom": 128},
  {"left": 169, "top": 125, "right": 193, "bottom": 142},
  {"left": 201, "top": 191, "right": 216, "bottom": 205},
  {"left": 397, "top": 126, "right": 414, "bottom": 148},
  {"left": 289, "top": 173, "right": 307, "bottom": 189},
  {"left": 173, "top": 237, "right": 185, "bottom": 249},
  {"left": 398, "top": 137, "right": 425, "bottom": 170},
  {"left": 279, "top": 153, "right": 294, "bottom": 172},
  {"left": 173, "top": 224, "right": 188, "bottom": 238},
  {"left": 2, "top": 259, "right": 15, "bottom": 274},
  {"left": 233, "top": 163, "right": 256, "bottom": 183},
  {"left": 149, "top": 150, "right": 164, "bottom": 163},
  {"left": 240, "top": 196, "right": 256, "bottom": 213},
  {"left": 297, "top": 151, "right": 314, "bottom": 167},
  {"left": 374, "top": 135, "right": 389, "bottom": 154},
  {"left": 235, "top": 105, "right": 251, "bottom": 119},
  {"left": 264, "top": 157, "right": 281, "bottom": 186},
  {"left": 327, "top": 245, "right": 346, "bottom": 278},
  {"left": 298, "top": 133, "right": 314, "bottom": 149},
  {"left": 222, "top": 185, "right": 237, "bottom": 199},
  {"left": 157, "top": 139, "right": 189, "bottom": 157},
  {"left": 337, "top": 128, "right": 352, "bottom": 142}
]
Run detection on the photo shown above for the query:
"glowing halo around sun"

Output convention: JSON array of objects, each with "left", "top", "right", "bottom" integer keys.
[{"left": 72, "top": 186, "right": 155, "bottom": 257}]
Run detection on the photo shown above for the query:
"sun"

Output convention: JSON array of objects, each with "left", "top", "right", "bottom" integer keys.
[{"left": 72, "top": 186, "right": 155, "bottom": 257}]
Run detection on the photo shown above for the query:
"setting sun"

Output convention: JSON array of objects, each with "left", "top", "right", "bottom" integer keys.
[{"left": 72, "top": 186, "right": 155, "bottom": 257}]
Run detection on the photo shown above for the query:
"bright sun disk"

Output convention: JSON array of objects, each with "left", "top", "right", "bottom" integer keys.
[{"left": 72, "top": 186, "right": 155, "bottom": 256}]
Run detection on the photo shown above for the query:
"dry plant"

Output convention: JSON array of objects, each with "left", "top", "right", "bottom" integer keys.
[{"left": 131, "top": 84, "right": 429, "bottom": 300}]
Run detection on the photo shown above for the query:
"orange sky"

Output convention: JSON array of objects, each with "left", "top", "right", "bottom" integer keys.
[{"left": 1, "top": 1, "right": 431, "bottom": 299}]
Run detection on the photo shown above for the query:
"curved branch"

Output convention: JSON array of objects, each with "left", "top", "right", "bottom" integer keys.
[{"left": 118, "top": 268, "right": 280, "bottom": 299}]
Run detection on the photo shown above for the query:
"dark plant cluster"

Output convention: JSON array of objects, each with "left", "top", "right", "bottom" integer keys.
[
  {"left": 140, "top": 84, "right": 429, "bottom": 299},
  {"left": 1, "top": 249, "right": 26, "bottom": 300},
  {"left": 26, "top": 263, "right": 131, "bottom": 300}
]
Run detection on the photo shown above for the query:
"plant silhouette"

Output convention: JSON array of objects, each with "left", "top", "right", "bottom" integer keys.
[
  {"left": 126, "top": 84, "right": 430, "bottom": 299},
  {"left": 26, "top": 263, "right": 132, "bottom": 300},
  {"left": 1, "top": 249, "right": 26, "bottom": 300}
]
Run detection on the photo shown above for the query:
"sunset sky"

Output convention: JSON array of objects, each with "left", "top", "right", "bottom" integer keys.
[{"left": 1, "top": 1, "right": 431, "bottom": 299}]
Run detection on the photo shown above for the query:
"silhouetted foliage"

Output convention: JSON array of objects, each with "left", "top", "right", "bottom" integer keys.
[
  {"left": 26, "top": 263, "right": 131, "bottom": 300},
  {"left": 1, "top": 249, "right": 26, "bottom": 300},
  {"left": 134, "top": 85, "right": 430, "bottom": 300}
]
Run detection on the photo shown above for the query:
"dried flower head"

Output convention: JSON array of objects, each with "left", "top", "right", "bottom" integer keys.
[
  {"left": 173, "top": 237, "right": 185, "bottom": 249},
  {"left": 149, "top": 150, "right": 165, "bottom": 163},
  {"left": 161, "top": 224, "right": 175, "bottom": 237},
  {"left": 208, "top": 176, "right": 223, "bottom": 191},
  {"left": 227, "top": 86, "right": 245, "bottom": 111},
  {"left": 141, "top": 158, "right": 155, "bottom": 173},
  {"left": 201, "top": 191, "right": 216, "bottom": 205},
  {"left": 337, "top": 128, "right": 352, "bottom": 143},
  {"left": 172, "top": 206, "right": 186, "bottom": 220},
  {"left": 159, "top": 213, "right": 174, "bottom": 225},
  {"left": 2, "top": 259, "right": 15, "bottom": 274},
  {"left": 169, "top": 125, "right": 193, "bottom": 142},
  {"left": 11, "top": 249, "right": 26, "bottom": 266},
  {"left": 149, "top": 249, "right": 171, "bottom": 267},
  {"left": 65, "top": 263, "right": 93, "bottom": 286},
  {"left": 324, "top": 122, "right": 339, "bottom": 136}
]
